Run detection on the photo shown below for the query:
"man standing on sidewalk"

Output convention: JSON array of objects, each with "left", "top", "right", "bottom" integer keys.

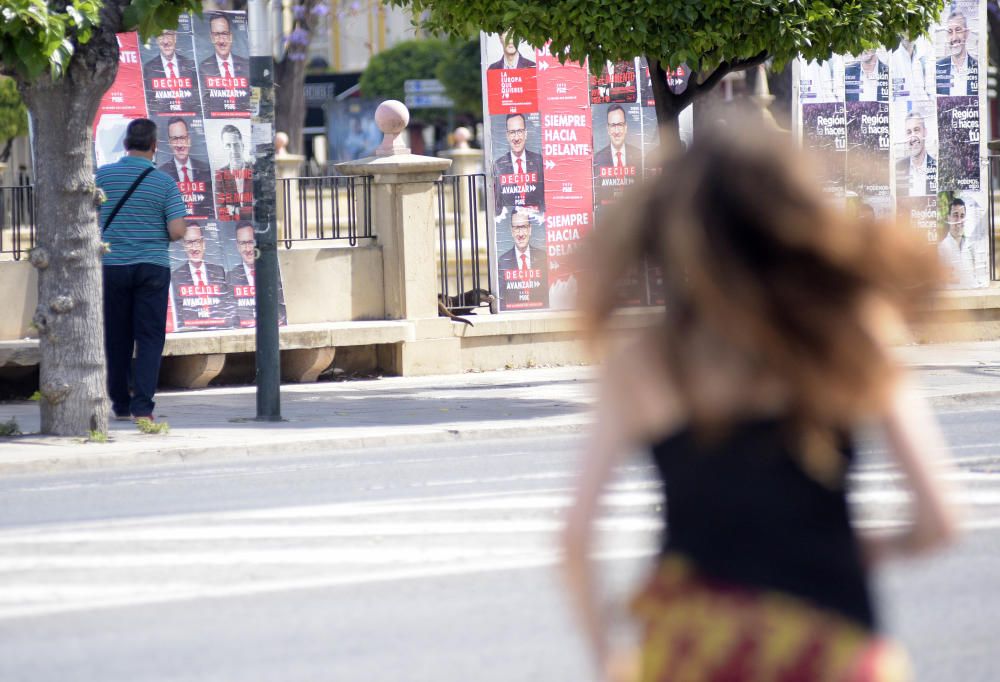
[{"left": 97, "top": 118, "right": 188, "bottom": 420}]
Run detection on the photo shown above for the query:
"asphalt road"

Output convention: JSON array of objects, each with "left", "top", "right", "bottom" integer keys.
[{"left": 0, "top": 405, "right": 998, "bottom": 681}]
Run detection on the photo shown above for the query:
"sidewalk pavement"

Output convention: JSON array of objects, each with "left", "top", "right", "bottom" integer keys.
[{"left": 2, "top": 341, "right": 1000, "bottom": 476}]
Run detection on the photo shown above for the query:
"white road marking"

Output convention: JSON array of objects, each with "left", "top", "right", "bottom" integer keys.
[{"left": 0, "top": 468, "right": 995, "bottom": 623}]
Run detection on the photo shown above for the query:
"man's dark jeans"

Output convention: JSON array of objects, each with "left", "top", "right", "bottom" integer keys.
[{"left": 103, "top": 263, "right": 171, "bottom": 417}]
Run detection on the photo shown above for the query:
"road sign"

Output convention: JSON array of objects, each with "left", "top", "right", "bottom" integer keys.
[
  {"left": 404, "top": 79, "right": 446, "bottom": 94},
  {"left": 405, "top": 93, "right": 455, "bottom": 109}
]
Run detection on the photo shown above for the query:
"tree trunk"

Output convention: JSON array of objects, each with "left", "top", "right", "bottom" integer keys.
[
  {"left": 274, "top": 55, "right": 308, "bottom": 156},
  {"left": 20, "top": 34, "right": 119, "bottom": 436},
  {"left": 646, "top": 58, "right": 686, "bottom": 148},
  {"left": 646, "top": 53, "right": 770, "bottom": 148}
]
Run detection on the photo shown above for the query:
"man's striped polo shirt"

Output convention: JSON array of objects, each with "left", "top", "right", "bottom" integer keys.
[{"left": 96, "top": 155, "right": 188, "bottom": 268}]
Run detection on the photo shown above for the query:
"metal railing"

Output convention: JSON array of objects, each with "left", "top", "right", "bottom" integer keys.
[
  {"left": 435, "top": 173, "right": 494, "bottom": 312},
  {"left": 0, "top": 185, "right": 35, "bottom": 261},
  {"left": 278, "top": 174, "right": 373, "bottom": 248}
]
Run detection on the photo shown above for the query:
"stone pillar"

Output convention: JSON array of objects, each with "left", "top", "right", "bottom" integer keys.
[
  {"left": 438, "top": 126, "right": 484, "bottom": 177},
  {"left": 335, "top": 101, "right": 456, "bottom": 376},
  {"left": 336, "top": 100, "right": 451, "bottom": 322},
  {"left": 274, "top": 131, "right": 305, "bottom": 241}
]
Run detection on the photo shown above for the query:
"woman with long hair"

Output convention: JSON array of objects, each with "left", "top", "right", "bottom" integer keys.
[{"left": 562, "top": 125, "right": 959, "bottom": 682}]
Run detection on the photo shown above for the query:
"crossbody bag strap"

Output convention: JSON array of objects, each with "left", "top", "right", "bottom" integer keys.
[{"left": 102, "top": 166, "right": 155, "bottom": 233}]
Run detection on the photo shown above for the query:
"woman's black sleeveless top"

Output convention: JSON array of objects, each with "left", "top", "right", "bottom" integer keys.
[{"left": 650, "top": 418, "right": 875, "bottom": 629}]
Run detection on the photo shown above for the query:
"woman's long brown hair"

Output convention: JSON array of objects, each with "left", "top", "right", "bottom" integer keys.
[{"left": 582, "top": 124, "right": 942, "bottom": 480}]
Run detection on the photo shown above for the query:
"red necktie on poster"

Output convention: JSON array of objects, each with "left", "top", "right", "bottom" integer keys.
[
  {"left": 615, "top": 152, "right": 622, "bottom": 168},
  {"left": 223, "top": 61, "right": 235, "bottom": 106},
  {"left": 250, "top": 267, "right": 255, "bottom": 286},
  {"left": 516, "top": 158, "right": 523, "bottom": 175},
  {"left": 182, "top": 166, "right": 191, "bottom": 184},
  {"left": 194, "top": 270, "right": 204, "bottom": 287},
  {"left": 168, "top": 62, "right": 176, "bottom": 79},
  {"left": 520, "top": 254, "right": 527, "bottom": 271}
]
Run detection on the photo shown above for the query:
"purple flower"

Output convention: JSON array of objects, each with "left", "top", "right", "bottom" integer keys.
[
  {"left": 350, "top": 1, "right": 360, "bottom": 11},
  {"left": 292, "top": 4, "right": 306, "bottom": 19},
  {"left": 287, "top": 27, "right": 310, "bottom": 46},
  {"left": 310, "top": 3, "right": 329, "bottom": 17}
]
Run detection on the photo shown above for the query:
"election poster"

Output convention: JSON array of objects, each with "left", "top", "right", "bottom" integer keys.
[
  {"left": 93, "top": 11, "right": 287, "bottom": 331},
  {"left": 794, "top": 0, "right": 988, "bottom": 288},
  {"left": 481, "top": 34, "right": 687, "bottom": 311}
]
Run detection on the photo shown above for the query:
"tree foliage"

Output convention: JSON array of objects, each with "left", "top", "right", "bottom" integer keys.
[
  {"left": 0, "top": 77, "right": 28, "bottom": 160},
  {"left": 390, "top": 0, "right": 945, "bottom": 129},
  {"left": 360, "top": 38, "right": 452, "bottom": 125},
  {"left": 435, "top": 38, "right": 482, "bottom": 122}
]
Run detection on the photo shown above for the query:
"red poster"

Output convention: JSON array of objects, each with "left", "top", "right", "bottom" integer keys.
[
  {"left": 93, "top": 32, "right": 148, "bottom": 165},
  {"left": 97, "top": 33, "right": 148, "bottom": 118},
  {"left": 537, "top": 49, "right": 593, "bottom": 294},
  {"left": 486, "top": 69, "right": 539, "bottom": 114}
]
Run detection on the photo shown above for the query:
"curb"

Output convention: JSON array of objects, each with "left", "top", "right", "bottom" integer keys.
[{"left": 0, "top": 418, "right": 591, "bottom": 477}]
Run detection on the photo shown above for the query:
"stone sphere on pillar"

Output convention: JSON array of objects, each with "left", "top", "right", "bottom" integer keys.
[
  {"left": 275, "top": 131, "right": 289, "bottom": 157},
  {"left": 453, "top": 126, "right": 472, "bottom": 150},
  {"left": 374, "top": 100, "right": 411, "bottom": 156}
]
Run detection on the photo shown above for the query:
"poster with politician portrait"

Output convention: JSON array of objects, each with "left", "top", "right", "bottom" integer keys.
[
  {"left": 195, "top": 11, "right": 251, "bottom": 119},
  {"left": 204, "top": 118, "right": 254, "bottom": 222},
  {"left": 139, "top": 19, "right": 202, "bottom": 118},
  {"left": 168, "top": 219, "right": 236, "bottom": 330},
  {"left": 937, "top": 190, "right": 989, "bottom": 288},
  {"left": 154, "top": 114, "right": 215, "bottom": 219},
  {"left": 484, "top": 32, "right": 538, "bottom": 114},
  {"left": 934, "top": 1, "right": 980, "bottom": 97},
  {"left": 893, "top": 102, "right": 938, "bottom": 198},
  {"left": 844, "top": 49, "right": 890, "bottom": 103},
  {"left": 496, "top": 209, "right": 548, "bottom": 311},
  {"left": 218, "top": 220, "right": 287, "bottom": 328},
  {"left": 890, "top": 35, "right": 935, "bottom": 102},
  {"left": 490, "top": 112, "right": 545, "bottom": 219},
  {"left": 592, "top": 103, "right": 642, "bottom": 220},
  {"left": 799, "top": 57, "right": 845, "bottom": 103}
]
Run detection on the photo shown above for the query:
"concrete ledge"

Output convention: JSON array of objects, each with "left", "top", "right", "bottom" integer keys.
[
  {"left": 0, "top": 340, "right": 39, "bottom": 368},
  {"left": 163, "top": 321, "right": 411, "bottom": 356}
]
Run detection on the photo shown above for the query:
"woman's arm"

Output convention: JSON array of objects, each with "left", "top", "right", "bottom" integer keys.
[
  {"left": 561, "top": 341, "right": 679, "bottom": 679},
  {"left": 861, "top": 380, "right": 960, "bottom": 565},
  {"left": 561, "top": 364, "right": 634, "bottom": 673}
]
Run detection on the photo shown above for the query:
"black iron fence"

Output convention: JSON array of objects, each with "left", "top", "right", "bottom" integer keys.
[
  {"left": 435, "top": 173, "right": 493, "bottom": 313},
  {"left": 0, "top": 185, "right": 34, "bottom": 260},
  {"left": 278, "top": 174, "right": 373, "bottom": 247}
]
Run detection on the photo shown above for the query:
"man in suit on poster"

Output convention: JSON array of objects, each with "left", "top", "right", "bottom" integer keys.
[
  {"left": 214, "top": 124, "right": 254, "bottom": 221},
  {"left": 844, "top": 49, "right": 889, "bottom": 102},
  {"left": 593, "top": 105, "right": 641, "bottom": 170},
  {"left": 498, "top": 210, "right": 548, "bottom": 309},
  {"left": 488, "top": 31, "right": 536, "bottom": 70},
  {"left": 227, "top": 221, "right": 286, "bottom": 326},
  {"left": 895, "top": 111, "right": 937, "bottom": 197},
  {"left": 200, "top": 13, "right": 250, "bottom": 79},
  {"left": 172, "top": 222, "right": 232, "bottom": 328},
  {"left": 936, "top": 10, "right": 979, "bottom": 96},
  {"left": 143, "top": 30, "right": 199, "bottom": 115},
  {"left": 158, "top": 118, "right": 214, "bottom": 217},
  {"left": 144, "top": 30, "right": 197, "bottom": 85},
  {"left": 492, "top": 113, "right": 545, "bottom": 216}
]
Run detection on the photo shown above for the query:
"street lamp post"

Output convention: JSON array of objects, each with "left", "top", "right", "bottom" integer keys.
[{"left": 248, "top": 0, "right": 281, "bottom": 421}]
